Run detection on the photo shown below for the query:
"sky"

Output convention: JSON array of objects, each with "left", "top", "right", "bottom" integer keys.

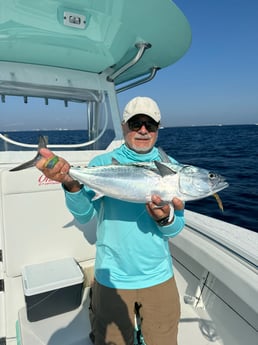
[
  {"left": 118, "top": 0, "right": 258, "bottom": 127},
  {"left": 1, "top": 0, "right": 258, "bottom": 130}
]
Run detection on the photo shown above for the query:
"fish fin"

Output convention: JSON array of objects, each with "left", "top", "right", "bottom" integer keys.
[
  {"left": 92, "top": 192, "right": 104, "bottom": 201},
  {"left": 152, "top": 201, "right": 169, "bottom": 209},
  {"left": 158, "top": 147, "right": 171, "bottom": 163},
  {"left": 9, "top": 154, "right": 41, "bottom": 171},
  {"left": 9, "top": 135, "right": 47, "bottom": 172},
  {"left": 111, "top": 157, "right": 121, "bottom": 165},
  {"left": 168, "top": 203, "right": 174, "bottom": 223},
  {"left": 38, "top": 135, "right": 48, "bottom": 149},
  {"left": 154, "top": 161, "right": 177, "bottom": 177}
]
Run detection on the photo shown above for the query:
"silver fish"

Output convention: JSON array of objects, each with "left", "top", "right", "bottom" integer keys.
[
  {"left": 10, "top": 136, "right": 229, "bottom": 206},
  {"left": 69, "top": 160, "right": 228, "bottom": 204}
]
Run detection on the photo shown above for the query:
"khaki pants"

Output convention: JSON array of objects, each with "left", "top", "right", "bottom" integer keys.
[{"left": 89, "top": 277, "right": 180, "bottom": 345}]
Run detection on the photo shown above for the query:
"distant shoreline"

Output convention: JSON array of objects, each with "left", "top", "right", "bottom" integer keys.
[{"left": 1, "top": 123, "right": 257, "bottom": 132}]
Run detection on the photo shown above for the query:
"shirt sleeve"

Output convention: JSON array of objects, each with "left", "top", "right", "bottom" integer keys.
[
  {"left": 157, "top": 209, "right": 185, "bottom": 238},
  {"left": 63, "top": 185, "right": 96, "bottom": 224}
]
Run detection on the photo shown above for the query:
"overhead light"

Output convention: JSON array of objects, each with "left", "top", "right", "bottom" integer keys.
[{"left": 63, "top": 11, "right": 86, "bottom": 29}]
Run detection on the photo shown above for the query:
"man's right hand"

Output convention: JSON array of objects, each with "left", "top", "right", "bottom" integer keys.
[{"left": 36, "top": 148, "right": 81, "bottom": 192}]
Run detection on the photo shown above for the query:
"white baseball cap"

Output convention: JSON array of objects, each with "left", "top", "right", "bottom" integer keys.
[{"left": 122, "top": 97, "right": 161, "bottom": 123}]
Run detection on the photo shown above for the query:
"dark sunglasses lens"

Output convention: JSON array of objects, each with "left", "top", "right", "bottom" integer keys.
[
  {"left": 146, "top": 122, "right": 158, "bottom": 131},
  {"left": 128, "top": 121, "right": 142, "bottom": 131},
  {"left": 128, "top": 120, "right": 158, "bottom": 132}
]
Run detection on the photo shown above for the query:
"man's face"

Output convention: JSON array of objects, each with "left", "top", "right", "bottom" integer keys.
[{"left": 122, "top": 114, "right": 159, "bottom": 153}]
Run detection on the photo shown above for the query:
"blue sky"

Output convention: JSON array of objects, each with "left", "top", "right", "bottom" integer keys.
[
  {"left": 1, "top": 0, "right": 258, "bottom": 130},
  {"left": 118, "top": 0, "right": 258, "bottom": 127}
]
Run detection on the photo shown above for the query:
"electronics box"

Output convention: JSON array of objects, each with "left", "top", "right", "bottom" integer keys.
[{"left": 22, "top": 257, "right": 84, "bottom": 322}]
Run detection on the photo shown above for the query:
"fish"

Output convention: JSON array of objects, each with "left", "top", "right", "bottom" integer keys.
[
  {"left": 69, "top": 160, "right": 228, "bottom": 204},
  {"left": 10, "top": 136, "right": 229, "bottom": 214}
]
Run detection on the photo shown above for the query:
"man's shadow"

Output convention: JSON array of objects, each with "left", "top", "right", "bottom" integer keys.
[
  {"left": 89, "top": 268, "right": 135, "bottom": 345},
  {"left": 48, "top": 268, "right": 135, "bottom": 345},
  {"left": 63, "top": 217, "right": 97, "bottom": 244}
]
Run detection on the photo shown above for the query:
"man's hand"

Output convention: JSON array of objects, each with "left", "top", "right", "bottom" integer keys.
[
  {"left": 36, "top": 148, "right": 81, "bottom": 192},
  {"left": 146, "top": 195, "right": 184, "bottom": 224}
]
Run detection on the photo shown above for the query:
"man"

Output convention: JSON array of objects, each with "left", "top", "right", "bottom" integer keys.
[{"left": 36, "top": 96, "right": 185, "bottom": 345}]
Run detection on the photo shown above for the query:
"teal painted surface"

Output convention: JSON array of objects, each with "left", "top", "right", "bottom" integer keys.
[
  {"left": 16, "top": 320, "right": 21, "bottom": 345},
  {"left": 0, "top": 0, "right": 191, "bottom": 84}
]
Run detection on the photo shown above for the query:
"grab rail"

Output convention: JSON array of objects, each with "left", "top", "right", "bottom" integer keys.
[
  {"left": 0, "top": 102, "right": 109, "bottom": 149},
  {"left": 116, "top": 66, "right": 160, "bottom": 93},
  {"left": 107, "top": 42, "right": 151, "bottom": 82}
]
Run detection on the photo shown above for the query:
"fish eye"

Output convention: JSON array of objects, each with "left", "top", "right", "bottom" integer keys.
[{"left": 209, "top": 172, "right": 217, "bottom": 179}]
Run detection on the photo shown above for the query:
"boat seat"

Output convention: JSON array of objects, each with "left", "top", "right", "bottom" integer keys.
[
  {"left": 17, "top": 288, "right": 92, "bottom": 345},
  {"left": 0, "top": 168, "right": 96, "bottom": 277}
]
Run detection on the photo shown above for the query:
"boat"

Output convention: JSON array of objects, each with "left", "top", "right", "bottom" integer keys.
[{"left": 0, "top": 1, "right": 257, "bottom": 344}]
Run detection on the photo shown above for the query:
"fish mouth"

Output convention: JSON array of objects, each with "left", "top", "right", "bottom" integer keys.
[{"left": 211, "top": 180, "right": 229, "bottom": 193}]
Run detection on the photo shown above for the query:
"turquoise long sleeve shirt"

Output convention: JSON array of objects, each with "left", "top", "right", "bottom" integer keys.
[{"left": 64, "top": 144, "right": 185, "bottom": 289}]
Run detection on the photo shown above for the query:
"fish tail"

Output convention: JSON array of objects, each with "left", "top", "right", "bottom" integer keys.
[{"left": 9, "top": 135, "right": 47, "bottom": 172}]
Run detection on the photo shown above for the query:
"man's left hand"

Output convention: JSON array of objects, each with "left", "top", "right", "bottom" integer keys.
[{"left": 146, "top": 195, "right": 184, "bottom": 224}]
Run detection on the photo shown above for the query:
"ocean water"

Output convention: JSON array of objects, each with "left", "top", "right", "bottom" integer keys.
[
  {"left": 1, "top": 125, "right": 257, "bottom": 232},
  {"left": 157, "top": 124, "right": 258, "bottom": 232}
]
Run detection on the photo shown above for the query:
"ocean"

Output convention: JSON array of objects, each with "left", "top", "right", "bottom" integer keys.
[
  {"left": 1, "top": 124, "right": 257, "bottom": 232},
  {"left": 157, "top": 124, "right": 258, "bottom": 233}
]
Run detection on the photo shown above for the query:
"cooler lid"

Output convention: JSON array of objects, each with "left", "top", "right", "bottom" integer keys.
[{"left": 22, "top": 257, "right": 84, "bottom": 296}]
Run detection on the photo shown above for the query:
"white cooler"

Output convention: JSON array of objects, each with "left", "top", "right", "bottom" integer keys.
[{"left": 21, "top": 257, "right": 84, "bottom": 322}]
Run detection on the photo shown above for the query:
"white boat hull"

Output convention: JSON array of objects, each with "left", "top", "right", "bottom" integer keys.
[{"left": 0, "top": 162, "right": 257, "bottom": 344}]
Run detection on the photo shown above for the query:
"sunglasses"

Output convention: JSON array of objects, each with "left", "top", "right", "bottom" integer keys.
[{"left": 127, "top": 119, "right": 159, "bottom": 132}]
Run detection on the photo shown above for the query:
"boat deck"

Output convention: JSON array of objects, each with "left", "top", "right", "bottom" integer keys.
[
  {"left": 16, "top": 280, "right": 221, "bottom": 345},
  {"left": 177, "top": 269, "right": 221, "bottom": 345}
]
